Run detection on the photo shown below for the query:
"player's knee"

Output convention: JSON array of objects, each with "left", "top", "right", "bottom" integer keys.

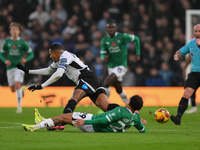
[
  {"left": 15, "top": 82, "right": 21, "bottom": 90},
  {"left": 183, "top": 88, "right": 194, "bottom": 99}
]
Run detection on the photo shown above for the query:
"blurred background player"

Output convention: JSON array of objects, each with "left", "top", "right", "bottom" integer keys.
[
  {"left": 0, "top": 22, "right": 34, "bottom": 113},
  {"left": 100, "top": 20, "right": 141, "bottom": 104},
  {"left": 182, "top": 55, "right": 197, "bottom": 114},
  {"left": 23, "top": 95, "right": 147, "bottom": 133},
  {"left": 171, "top": 24, "right": 200, "bottom": 125}
]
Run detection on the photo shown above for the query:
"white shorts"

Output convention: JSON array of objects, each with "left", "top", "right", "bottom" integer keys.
[
  {"left": 108, "top": 66, "right": 127, "bottom": 82},
  {"left": 6, "top": 68, "right": 25, "bottom": 86},
  {"left": 72, "top": 112, "right": 95, "bottom": 132}
]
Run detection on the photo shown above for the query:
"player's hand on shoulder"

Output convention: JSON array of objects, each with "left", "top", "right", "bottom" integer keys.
[
  {"left": 28, "top": 85, "right": 43, "bottom": 92},
  {"left": 5, "top": 60, "right": 11, "bottom": 66},
  {"left": 141, "top": 118, "right": 147, "bottom": 125},
  {"left": 20, "top": 58, "right": 26, "bottom": 64},
  {"left": 73, "top": 119, "right": 85, "bottom": 127},
  {"left": 16, "top": 64, "right": 29, "bottom": 74}
]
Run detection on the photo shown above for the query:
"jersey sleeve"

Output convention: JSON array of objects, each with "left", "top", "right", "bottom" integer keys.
[
  {"left": 50, "top": 62, "right": 58, "bottom": 69},
  {"left": 100, "top": 38, "right": 108, "bottom": 60},
  {"left": 58, "top": 52, "right": 75, "bottom": 70},
  {"left": 133, "top": 115, "right": 146, "bottom": 133},
  {"left": 0, "top": 41, "right": 7, "bottom": 63},
  {"left": 1, "top": 41, "right": 7, "bottom": 52},
  {"left": 179, "top": 42, "right": 190, "bottom": 56},
  {"left": 23, "top": 41, "right": 32, "bottom": 53},
  {"left": 123, "top": 33, "right": 135, "bottom": 43}
]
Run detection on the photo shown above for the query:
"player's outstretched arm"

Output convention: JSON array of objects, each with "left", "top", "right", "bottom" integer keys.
[
  {"left": 27, "top": 68, "right": 65, "bottom": 92},
  {"left": 17, "top": 65, "right": 56, "bottom": 75}
]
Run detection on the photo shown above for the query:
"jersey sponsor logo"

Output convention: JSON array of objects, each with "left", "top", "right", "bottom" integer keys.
[
  {"left": 9, "top": 49, "right": 20, "bottom": 55},
  {"left": 108, "top": 46, "right": 120, "bottom": 53},
  {"left": 60, "top": 58, "right": 67, "bottom": 64},
  {"left": 112, "top": 42, "right": 116, "bottom": 46},
  {"left": 82, "top": 84, "right": 88, "bottom": 89}
]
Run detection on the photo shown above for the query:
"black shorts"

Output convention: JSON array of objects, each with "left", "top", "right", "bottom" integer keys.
[
  {"left": 185, "top": 72, "right": 200, "bottom": 91},
  {"left": 75, "top": 71, "right": 106, "bottom": 103}
]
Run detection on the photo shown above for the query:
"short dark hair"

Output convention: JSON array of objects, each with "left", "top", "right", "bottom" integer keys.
[
  {"left": 9, "top": 22, "right": 21, "bottom": 31},
  {"left": 107, "top": 19, "right": 117, "bottom": 25},
  {"left": 50, "top": 43, "right": 62, "bottom": 51},
  {"left": 129, "top": 95, "right": 143, "bottom": 111}
]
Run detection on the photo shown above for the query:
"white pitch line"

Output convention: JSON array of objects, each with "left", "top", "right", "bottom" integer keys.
[
  {"left": 0, "top": 121, "right": 23, "bottom": 125},
  {"left": 0, "top": 126, "right": 21, "bottom": 129}
]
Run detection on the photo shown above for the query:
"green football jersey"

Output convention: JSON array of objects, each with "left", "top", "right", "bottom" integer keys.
[
  {"left": 100, "top": 32, "right": 135, "bottom": 68},
  {"left": 0, "top": 38, "right": 32, "bottom": 69},
  {"left": 85, "top": 106, "right": 146, "bottom": 133}
]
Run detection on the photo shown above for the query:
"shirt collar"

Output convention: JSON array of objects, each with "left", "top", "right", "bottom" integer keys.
[
  {"left": 10, "top": 37, "right": 20, "bottom": 40},
  {"left": 126, "top": 108, "right": 133, "bottom": 114}
]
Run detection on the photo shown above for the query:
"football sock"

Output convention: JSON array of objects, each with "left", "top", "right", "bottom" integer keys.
[
  {"left": 63, "top": 99, "right": 77, "bottom": 114},
  {"left": 16, "top": 88, "right": 22, "bottom": 108},
  {"left": 105, "top": 87, "right": 111, "bottom": 98},
  {"left": 177, "top": 97, "right": 188, "bottom": 119},
  {"left": 107, "top": 104, "right": 119, "bottom": 111},
  {"left": 119, "top": 90, "right": 128, "bottom": 104},
  {"left": 34, "top": 118, "right": 55, "bottom": 129},
  {"left": 191, "top": 92, "right": 196, "bottom": 107}
]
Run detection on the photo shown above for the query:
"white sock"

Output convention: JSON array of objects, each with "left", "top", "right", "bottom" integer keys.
[
  {"left": 16, "top": 88, "right": 22, "bottom": 108},
  {"left": 33, "top": 118, "right": 55, "bottom": 129},
  {"left": 119, "top": 90, "right": 128, "bottom": 104},
  {"left": 105, "top": 87, "right": 111, "bottom": 98}
]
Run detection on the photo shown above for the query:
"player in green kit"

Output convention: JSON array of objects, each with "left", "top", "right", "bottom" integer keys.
[
  {"left": 100, "top": 20, "right": 141, "bottom": 104},
  {"left": 23, "top": 95, "right": 147, "bottom": 133},
  {"left": 0, "top": 22, "right": 34, "bottom": 113}
]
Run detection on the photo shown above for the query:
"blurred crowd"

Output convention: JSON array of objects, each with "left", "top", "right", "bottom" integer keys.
[{"left": 0, "top": 0, "right": 200, "bottom": 87}]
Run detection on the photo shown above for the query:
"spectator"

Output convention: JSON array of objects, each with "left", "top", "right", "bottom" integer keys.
[
  {"left": 158, "top": 62, "right": 173, "bottom": 86},
  {"left": 55, "top": 2, "right": 68, "bottom": 23},
  {"left": 145, "top": 68, "right": 166, "bottom": 86},
  {"left": 28, "top": 5, "right": 50, "bottom": 27}
]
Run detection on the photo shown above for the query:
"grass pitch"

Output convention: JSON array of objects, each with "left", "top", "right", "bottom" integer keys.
[{"left": 0, "top": 106, "right": 200, "bottom": 150}]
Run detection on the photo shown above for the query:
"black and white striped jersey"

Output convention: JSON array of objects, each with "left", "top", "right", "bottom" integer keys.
[{"left": 50, "top": 51, "right": 89, "bottom": 84}]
